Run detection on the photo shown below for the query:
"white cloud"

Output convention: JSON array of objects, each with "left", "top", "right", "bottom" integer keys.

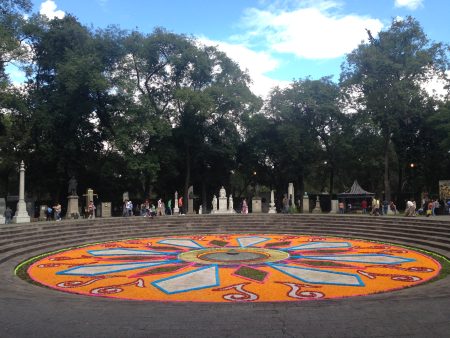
[
  {"left": 236, "top": 1, "right": 383, "bottom": 59},
  {"left": 40, "top": 0, "right": 65, "bottom": 19},
  {"left": 198, "top": 37, "right": 289, "bottom": 97},
  {"left": 394, "top": 0, "right": 424, "bottom": 10}
]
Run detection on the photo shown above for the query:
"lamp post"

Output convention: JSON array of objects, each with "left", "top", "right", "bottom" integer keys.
[{"left": 410, "top": 163, "right": 415, "bottom": 202}]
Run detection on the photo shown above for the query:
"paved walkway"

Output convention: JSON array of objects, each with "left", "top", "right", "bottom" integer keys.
[{"left": 1, "top": 274, "right": 449, "bottom": 337}]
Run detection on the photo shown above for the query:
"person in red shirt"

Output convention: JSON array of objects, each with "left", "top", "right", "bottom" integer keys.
[
  {"left": 361, "top": 200, "right": 368, "bottom": 214},
  {"left": 178, "top": 196, "right": 183, "bottom": 215}
]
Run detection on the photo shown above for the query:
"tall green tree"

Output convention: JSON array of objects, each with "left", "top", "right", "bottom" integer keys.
[
  {"left": 117, "top": 29, "right": 259, "bottom": 205},
  {"left": 24, "top": 15, "right": 120, "bottom": 200},
  {"left": 341, "top": 16, "right": 449, "bottom": 201},
  {"left": 0, "top": 0, "right": 32, "bottom": 195}
]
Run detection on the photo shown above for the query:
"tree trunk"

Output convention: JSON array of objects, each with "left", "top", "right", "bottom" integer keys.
[
  {"left": 329, "top": 166, "right": 334, "bottom": 195},
  {"left": 183, "top": 143, "right": 191, "bottom": 212},
  {"left": 384, "top": 136, "right": 391, "bottom": 202},
  {"left": 201, "top": 178, "right": 207, "bottom": 212}
]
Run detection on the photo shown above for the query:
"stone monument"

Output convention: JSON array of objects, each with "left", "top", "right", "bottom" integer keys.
[
  {"left": 312, "top": 195, "right": 322, "bottom": 213},
  {"left": 199, "top": 205, "right": 203, "bottom": 215},
  {"left": 188, "top": 185, "right": 194, "bottom": 214},
  {"left": 123, "top": 191, "right": 129, "bottom": 202},
  {"left": 66, "top": 176, "right": 80, "bottom": 219},
  {"left": 288, "top": 182, "right": 295, "bottom": 208},
  {"left": 82, "top": 188, "right": 98, "bottom": 219},
  {"left": 101, "top": 202, "right": 111, "bottom": 217},
  {"left": 174, "top": 191, "right": 179, "bottom": 214},
  {"left": 268, "top": 190, "right": 276, "bottom": 213},
  {"left": 331, "top": 199, "right": 338, "bottom": 213},
  {"left": 252, "top": 197, "right": 262, "bottom": 213},
  {"left": 302, "top": 192, "right": 310, "bottom": 213},
  {"left": 39, "top": 204, "right": 47, "bottom": 221},
  {"left": 13, "top": 161, "right": 30, "bottom": 223},
  {"left": 0, "top": 197, "right": 5, "bottom": 224},
  {"left": 212, "top": 195, "right": 217, "bottom": 213},
  {"left": 218, "top": 186, "right": 228, "bottom": 213},
  {"left": 228, "top": 194, "right": 235, "bottom": 213},
  {"left": 211, "top": 187, "right": 235, "bottom": 214}
]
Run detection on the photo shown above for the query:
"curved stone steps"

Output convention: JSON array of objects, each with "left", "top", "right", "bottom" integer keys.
[
  {"left": 1, "top": 228, "right": 449, "bottom": 268},
  {"left": 1, "top": 215, "right": 450, "bottom": 266}
]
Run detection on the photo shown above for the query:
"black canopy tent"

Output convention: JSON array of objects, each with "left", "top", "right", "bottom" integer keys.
[{"left": 338, "top": 180, "right": 374, "bottom": 211}]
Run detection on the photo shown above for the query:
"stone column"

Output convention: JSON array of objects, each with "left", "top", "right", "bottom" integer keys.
[
  {"left": 302, "top": 194, "right": 310, "bottom": 213},
  {"left": 0, "top": 198, "right": 5, "bottom": 224},
  {"left": 188, "top": 185, "right": 194, "bottom": 214},
  {"left": 288, "top": 183, "right": 295, "bottom": 208},
  {"left": 101, "top": 202, "right": 112, "bottom": 217},
  {"left": 252, "top": 197, "right": 262, "bottom": 213},
  {"left": 312, "top": 196, "right": 322, "bottom": 213},
  {"left": 268, "top": 190, "right": 276, "bottom": 213},
  {"left": 331, "top": 199, "right": 339, "bottom": 213},
  {"left": 67, "top": 196, "right": 80, "bottom": 219},
  {"left": 13, "top": 161, "right": 30, "bottom": 223},
  {"left": 174, "top": 191, "right": 179, "bottom": 214}
]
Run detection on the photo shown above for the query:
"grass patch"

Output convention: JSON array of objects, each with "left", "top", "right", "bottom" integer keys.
[
  {"left": 265, "top": 241, "right": 291, "bottom": 247},
  {"left": 234, "top": 266, "right": 267, "bottom": 282},
  {"left": 209, "top": 240, "right": 229, "bottom": 247},
  {"left": 300, "top": 259, "right": 351, "bottom": 267}
]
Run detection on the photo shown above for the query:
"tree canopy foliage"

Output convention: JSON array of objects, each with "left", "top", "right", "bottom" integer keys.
[{"left": 1, "top": 8, "right": 449, "bottom": 213}]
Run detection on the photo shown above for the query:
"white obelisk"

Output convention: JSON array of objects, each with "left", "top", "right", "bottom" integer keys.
[
  {"left": 268, "top": 190, "right": 277, "bottom": 213},
  {"left": 13, "top": 161, "right": 30, "bottom": 223}
]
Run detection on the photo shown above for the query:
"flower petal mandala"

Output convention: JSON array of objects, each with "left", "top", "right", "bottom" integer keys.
[{"left": 26, "top": 234, "right": 441, "bottom": 302}]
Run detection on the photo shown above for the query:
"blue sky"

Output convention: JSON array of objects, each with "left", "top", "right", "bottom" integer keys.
[{"left": 18, "top": 0, "right": 450, "bottom": 96}]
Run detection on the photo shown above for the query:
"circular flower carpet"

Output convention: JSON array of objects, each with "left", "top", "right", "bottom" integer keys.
[{"left": 26, "top": 234, "right": 440, "bottom": 302}]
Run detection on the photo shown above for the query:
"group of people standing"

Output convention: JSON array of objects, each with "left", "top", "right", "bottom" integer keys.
[
  {"left": 123, "top": 198, "right": 175, "bottom": 217},
  {"left": 338, "top": 199, "right": 397, "bottom": 216}
]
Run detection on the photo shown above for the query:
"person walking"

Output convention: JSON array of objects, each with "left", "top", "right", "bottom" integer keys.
[
  {"left": 426, "top": 200, "right": 433, "bottom": 217},
  {"left": 241, "top": 199, "right": 248, "bottom": 214},
  {"left": 4, "top": 206, "right": 13, "bottom": 224},
  {"left": 178, "top": 196, "right": 183, "bottom": 215},
  {"left": 338, "top": 201, "right": 345, "bottom": 214},
  {"left": 88, "top": 201, "right": 95, "bottom": 219},
  {"left": 389, "top": 201, "right": 397, "bottom": 215},
  {"left": 282, "top": 195, "right": 289, "bottom": 213},
  {"left": 53, "top": 202, "right": 62, "bottom": 221},
  {"left": 167, "top": 199, "right": 172, "bottom": 215},
  {"left": 361, "top": 200, "right": 368, "bottom": 214},
  {"left": 127, "top": 200, "right": 133, "bottom": 216}
]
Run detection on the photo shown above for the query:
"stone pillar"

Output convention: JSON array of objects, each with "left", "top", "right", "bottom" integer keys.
[
  {"left": 85, "top": 188, "right": 94, "bottom": 208},
  {"left": 67, "top": 195, "right": 80, "bottom": 219},
  {"left": 174, "top": 191, "right": 179, "bottom": 214},
  {"left": 252, "top": 197, "right": 262, "bottom": 213},
  {"left": 188, "top": 185, "right": 194, "bottom": 214},
  {"left": 0, "top": 198, "right": 5, "bottom": 224},
  {"left": 228, "top": 194, "right": 235, "bottom": 213},
  {"left": 331, "top": 199, "right": 339, "bottom": 213},
  {"left": 268, "top": 190, "right": 276, "bottom": 213},
  {"left": 39, "top": 204, "right": 47, "bottom": 221},
  {"left": 288, "top": 183, "right": 295, "bottom": 208},
  {"left": 302, "top": 194, "right": 310, "bottom": 213},
  {"left": 13, "top": 161, "right": 30, "bottom": 223},
  {"left": 312, "top": 196, "right": 322, "bottom": 213},
  {"left": 101, "top": 202, "right": 111, "bottom": 217}
]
